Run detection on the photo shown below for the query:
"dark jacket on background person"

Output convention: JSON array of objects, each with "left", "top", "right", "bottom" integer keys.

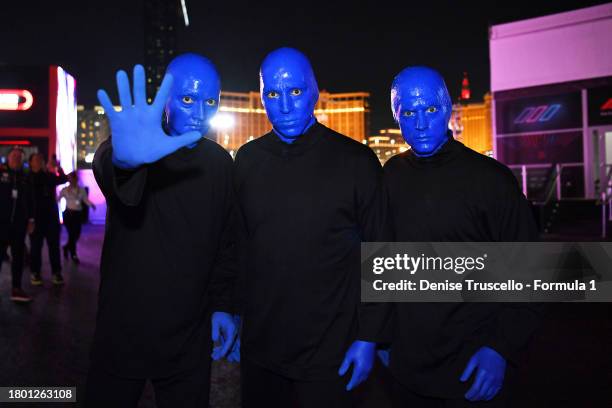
[
  {"left": 383, "top": 136, "right": 541, "bottom": 399},
  {"left": 28, "top": 168, "right": 67, "bottom": 226},
  {"left": 91, "top": 137, "right": 237, "bottom": 378},
  {"left": 0, "top": 165, "right": 33, "bottom": 237}
]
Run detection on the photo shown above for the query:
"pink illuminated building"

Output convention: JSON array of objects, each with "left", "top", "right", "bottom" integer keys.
[{"left": 489, "top": 3, "right": 612, "bottom": 200}]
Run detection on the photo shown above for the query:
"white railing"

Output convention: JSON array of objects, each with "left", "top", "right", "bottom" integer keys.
[
  {"left": 508, "top": 163, "right": 583, "bottom": 202},
  {"left": 600, "top": 165, "right": 612, "bottom": 239}
]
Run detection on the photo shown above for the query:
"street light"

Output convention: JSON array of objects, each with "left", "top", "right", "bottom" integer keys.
[{"left": 210, "top": 113, "right": 235, "bottom": 130}]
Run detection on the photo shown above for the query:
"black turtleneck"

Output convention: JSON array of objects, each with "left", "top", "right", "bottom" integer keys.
[
  {"left": 234, "top": 122, "right": 391, "bottom": 380},
  {"left": 383, "top": 135, "right": 540, "bottom": 398},
  {"left": 91, "top": 137, "right": 237, "bottom": 378}
]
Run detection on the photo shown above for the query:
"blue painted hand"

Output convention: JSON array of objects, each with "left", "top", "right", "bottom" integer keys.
[
  {"left": 211, "top": 311, "right": 238, "bottom": 361},
  {"left": 338, "top": 340, "right": 376, "bottom": 391},
  {"left": 377, "top": 348, "right": 390, "bottom": 368},
  {"left": 460, "top": 346, "right": 507, "bottom": 402}
]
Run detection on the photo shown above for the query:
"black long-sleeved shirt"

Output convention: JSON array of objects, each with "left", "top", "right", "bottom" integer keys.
[
  {"left": 234, "top": 122, "right": 391, "bottom": 381},
  {"left": 28, "top": 169, "right": 67, "bottom": 226},
  {"left": 91, "top": 137, "right": 236, "bottom": 378},
  {"left": 383, "top": 135, "right": 540, "bottom": 398},
  {"left": 0, "top": 166, "right": 32, "bottom": 237}
]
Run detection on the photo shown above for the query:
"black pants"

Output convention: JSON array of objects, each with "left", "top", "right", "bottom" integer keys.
[
  {"left": 84, "top": 357, "right": 211, "bottom": 408},
  {"left": 0, "top": 224, "right": 26, "bottom": 289},
  {"left": 29, "top": 220, "right": 61, "bottom": 275},
  {"left": 391, "top": 375, "right": 511, "bottom": 408},
  {"left": 241, "top": 357, "right": 353, "bottom": 408},
  {"left": 62, "top": 210, "right": 82, "bottom": 257}
]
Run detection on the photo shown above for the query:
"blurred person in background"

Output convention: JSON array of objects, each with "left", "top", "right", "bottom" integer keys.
[
  {"left": 28, "top": 153, "right": 67, "bottom": 285},
  {"left": 59, "top": 171, "right": 96, "bottom": 265},
  {"left": 0, "top": 147, "right": 34, "bottom": 302}
]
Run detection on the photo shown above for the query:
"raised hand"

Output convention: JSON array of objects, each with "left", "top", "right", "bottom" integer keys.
[
  {"left": 376, "top": 348, "right": 390, "bottom": 367},
  {"left": 460, "top": 346, "right": 506, "bottom": 402},
  {"left": 96, "top": 65, "right": 202, "bottom": 169},
  {"left": 338, "top": 340, "right": 376, "bottom": 391}
]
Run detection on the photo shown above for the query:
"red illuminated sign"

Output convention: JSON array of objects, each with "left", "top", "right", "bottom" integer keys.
[
  {"left": 588, "top": 87, "right": 612, "bottom": 126},
  {"left": 0, "top": 140, "right": 31, "bottom": 145},
  {"left": 0, "top": 89, "right": 34, "bottom": 111}
]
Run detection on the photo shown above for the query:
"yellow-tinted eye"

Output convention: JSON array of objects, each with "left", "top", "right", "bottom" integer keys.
[
  {"left": 427, "top": 106, "right": 437, "bottom": 113},
  {"left": 290, "top": 89, "right": 302, "bottom": 96},
  {"left": 206, "top": 99, "right": 216, "bottom": 106},
  {"left": 403, "top": 111, "right": 415, "bottom": 117},
  {"left": 267, "top": 91, "right": 279, "bottom": 98},
  {"left": 182, "top": 96, "right": 194, "bottom": 104}
]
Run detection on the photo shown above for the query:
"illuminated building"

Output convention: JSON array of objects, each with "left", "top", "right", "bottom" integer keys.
[
  {"left": 212, "top": 92, "right": 270, "bottom": 155},
  {"left": 77, "top": 105, "right": 110, "bottom": 169},
  {"left": 365, "top": 129, "right": 409, "bottom": 165},
  {"left": 144, "top": 0, "right": 176, "bottom": 102},
  {"left": 490, "top": 3, "right": 612, "bottom": 199},
  {"left": 316, "top": 91, "right": 370, "bottom": 144},
  {"left": 75, "top": 90, "right": 370, "bottom": 162},
  {"left": 460, "top": 72, "right": 471, "bottom": 102},
  {"left": 0, "top": 65, "right": 77, "bottom": 173},
  {"left": 75, "top": 105, "right": 120, "bottom": 224},
  {"left": 212, "top": 91, "right": 370, "bottom": 155},
  {"left": 144, "top": 0, "right": 189, "bottom": 103},
  {"left": 451, "top": 94, "right": 493, "bottom": 156}
]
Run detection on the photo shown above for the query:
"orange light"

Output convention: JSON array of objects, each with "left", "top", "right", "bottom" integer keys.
[{"left": 0, "top": 89, "right": 34, "bottom": 111}]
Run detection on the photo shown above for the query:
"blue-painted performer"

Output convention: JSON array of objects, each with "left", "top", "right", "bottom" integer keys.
[
  {"left": 85, "top": 53, "right": 238, "bottom": 408},
  {"left": 232, "top": 47, "right": 391, "bottom": 408},
  {"left": 381, "top": 66, "right": 541, "bottom": 407}
]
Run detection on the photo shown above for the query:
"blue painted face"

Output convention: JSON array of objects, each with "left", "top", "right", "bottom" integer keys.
[
  {"left": 391, "top": 67, "right": 452, "bottom": 157},
  {"left": 164, "top": 53, "right": 221, "bottom": 137},
  {"left": 260, "top": 47, "right": 319, "bottom": 143}
]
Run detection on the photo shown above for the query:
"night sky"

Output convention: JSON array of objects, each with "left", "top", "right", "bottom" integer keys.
[{"left": 2, "top": 0, "right": 608, "bottom": 131}]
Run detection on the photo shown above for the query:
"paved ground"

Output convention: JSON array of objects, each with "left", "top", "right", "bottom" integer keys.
[
  {"left": 1, "top": 225, "right": 611, "bottom": 407},
  {"left": 0, "top": 225, "right": 238, "bottom": 408}
]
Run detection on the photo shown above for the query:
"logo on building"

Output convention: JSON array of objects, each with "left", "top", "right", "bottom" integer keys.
[
  {"left": 601, "top": 98, "right": 612, "bottom": 111},
  {"left": 513, "top": 104, "right": 561, "bottom": 124}
]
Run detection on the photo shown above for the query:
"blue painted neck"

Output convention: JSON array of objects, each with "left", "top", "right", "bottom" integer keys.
[
  {"left": 412, "top": 134, "right": 450, "bottom": 158},
  {"left": 273, "top": 116, "right": 316, "bottom": 144}
]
